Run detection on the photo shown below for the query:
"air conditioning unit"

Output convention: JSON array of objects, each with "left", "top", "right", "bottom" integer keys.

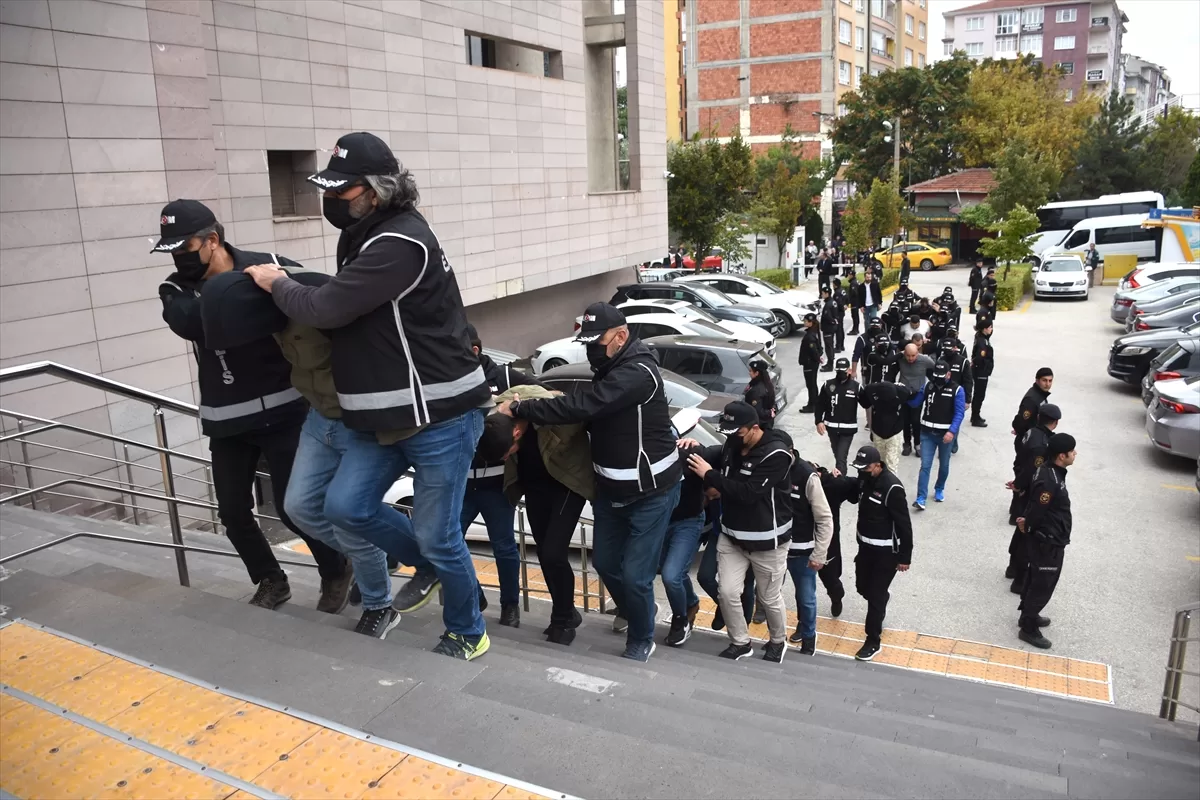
[{"left": 1086, "top": 69, "right": 1105, "bottom": 82}]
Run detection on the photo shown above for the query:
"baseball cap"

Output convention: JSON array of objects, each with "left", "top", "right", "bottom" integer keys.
[
  {"left": 749, "top": 358, "right": 770, "bottom": 373},
  {"left": 575, "top": 302, "right": 625, "bottom": 343},
  {"left": 1038, "top": 403, "right": 1062, "bottom": 421},
  {"left": 306, "top": 132, "right": 399, "bottom": 191},
  {"left": 851, "top": 445, "right": 882, "bottom": 469},
  {"left": 1047, "top": 432, "right": 1076, "bottom": 456},
  {"left": 803, "top": 312, "right": 817, "bottom": 323},
  {"left": 834, "top": 357, "right": 850, "bottom": 370},
  {"left": 717, "top": 401, "right": 759, "bottom": 435},
  {"left": 151, "top": 199, "right": 216, "bottom": 252}
]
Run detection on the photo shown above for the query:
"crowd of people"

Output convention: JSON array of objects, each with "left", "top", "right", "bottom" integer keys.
[{"left": 156, "top": 131, "right": 1076, "bottom": 670}]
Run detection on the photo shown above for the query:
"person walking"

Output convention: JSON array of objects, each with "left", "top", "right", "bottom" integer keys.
[
  {"left": 970, "top": 320, "right": 994, "bottom": 427},
  {"left": 1015, "top": 433, "right": 1076, "bottom": 650},
  {"left": 850, "top": 445, "right": 913, "bottom": 662},
  {"left": 968, "top": 257, "right": 986, "bottom": 314},
  {"left": 847, "top": 273, "right": 863, "bottom": 336},
  {"left": 743, "top": 358, "right": 778, "bottom": 428},
  {"left": 831, "top": 278, "right": 848, "bottom": 353},
  {"left": 909, "top": 359, "right": 966, "bottom": 510},
  {"left": 817, "top": 249, "right": 835, "bottom": 292},
  {"left": 819, "top": 286, "right": 838, "bottom": 367},
  {"left": 661, "top": 441, "right": 708, "bottom": 647},
  {"left": 893, "top": 343, "right": 935, "bottom": 457},
  {"left": 1084, "top": 243, "right": 1100, "bottom": 286},
  {"left": 814, "top": 358, "right": 860, "bottom": 474},
  {"left": 797, "top": 313, "right": 823, "bottom": 413},
  {"left": 785, "top": 455, "right": 834, "bottom": 655},
  {"left": 861, "top": 269, "right": 883, "bottom": 324},
  {"left": 857, "top": 380, "right": 914, "bottom": 474},
  {"left": 899, "top": 252, "right": 912, "bottom": 283}
]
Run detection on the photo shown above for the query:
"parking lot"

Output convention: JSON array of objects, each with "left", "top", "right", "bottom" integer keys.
[{"left": 769, "top": 268, "right": 1200, "bottom": 716}]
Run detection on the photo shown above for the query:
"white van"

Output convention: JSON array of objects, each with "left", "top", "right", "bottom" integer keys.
[{"left": 1041, "top": 213, "right": 1158, "bottom": 264}]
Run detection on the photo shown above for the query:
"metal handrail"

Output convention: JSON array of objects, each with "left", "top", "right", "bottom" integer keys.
[
  {"left": 1160, "top": 601, "right": 1200, "bottom": 737},
  {"left": 0, "top": 362, "right": 199, "bottom": 417}
]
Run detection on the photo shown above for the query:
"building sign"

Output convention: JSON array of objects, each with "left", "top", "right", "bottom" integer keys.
[
  {"left": 1086, "top": 69, "right": 1105, "bottom": 82},
  {"left": 833, "top": 181, "right": 857, "bottom": 202}
]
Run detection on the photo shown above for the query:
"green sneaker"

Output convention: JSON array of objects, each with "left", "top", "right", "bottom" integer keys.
[{"left": 432, "top": 631, "right": 490, "bottom": 661}]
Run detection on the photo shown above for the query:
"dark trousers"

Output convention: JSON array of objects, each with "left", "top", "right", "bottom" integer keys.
[
  {"left": 855, "top": 547, "right": 898, "bottom": 639},
  {"left": 848, "top": 307, "right": 861, "bottom": 335},
  {"left": 1019, "top": 538, "right": 1064, "bottom": 630},
  {"left": 969, "top": 287, "right": 980, "bottom": 313},
  {"left": 972, "top": 376, "right": 989, "bottom": 420},
  {"left": 902, "top": 403, "right": 922, "bottom": 448},
  {"left": 1007, "top": 527, "right": 1028, "bottom": 587},
  {"left": 821, "top": 532, "right": 845, "bottom": 601},
  {"left": 460, "top": 482, "right": 520, "bottom": 606},
  {"left": 834, "top": 319, "right": 846, "bottom": 352},
  {"left": 818, "top": 272, "right": 830, "bottom": 292},
  {"left": 803, "top": 369, "right": 819, "bottom": 408},
  {"left": 209, "top": 424, "right": 346, "bottom": 585},
  {"left": 697, "top": 507, "right": 754, "bottom": 623},
  {"left": 525, "top": 481, "right": 586, "bottom": 626},
  {"left": 822, "top": 334, "right": 836, "bottom": 364},
  {"left": 828, "top": 431, "right": 855, "bottom": 474}
]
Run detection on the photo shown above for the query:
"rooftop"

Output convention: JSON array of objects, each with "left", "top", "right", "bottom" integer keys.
[
  {"left": 946, "top": 0, "right": 1127, "bottom": 19},
  {"left": 905, "top": 168, "right": 996, "bottom": 195}
]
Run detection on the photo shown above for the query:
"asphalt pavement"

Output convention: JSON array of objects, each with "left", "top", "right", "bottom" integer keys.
[{"left": 765, "top": 266, "right": 1200, "bottom": 717}]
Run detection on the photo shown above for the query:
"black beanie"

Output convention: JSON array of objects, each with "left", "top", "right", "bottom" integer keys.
[{"left": 1047, "top": 432, "right": 1076, "bottom": 457}]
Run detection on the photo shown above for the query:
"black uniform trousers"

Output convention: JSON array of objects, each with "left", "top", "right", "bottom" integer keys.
[
  {"left": 803, "top": 369, "right": 819, "bottom": 408},
  {"left": 971, "top": 376, "right": 989, "bottom": 420},
  {"left": 1018, "top": 538, "right": 1064, "bottom": 630},
  {"left": 525, "top": 481, "right": 587, "bottom": 626},
  {"left": 1007, "top": 526, "right": 1028, "bottom": 588},
  {"left": 820, "top": 531, "right": 844, "bottom": 601},
  {"left": 209, "top": 423, "right": 346, "bottom": 585},
  {"left": 848, "top": 306, "right": 861, "bottom": 335},
  {"left": 969, "top": 287, "right": 980, "bottom": 314},
  {"left": 834, "top": 317, "right": 846, "bottom": 352},
  {"left": 822, "top": 333, "right": 836, "bottom": 365},
  {"left": 902, "top": 403, "right": 922, "bottom": 448},
  {"left": 828, "top": 431, "right": 855, "bottom": 475},
  {"left": 855, "top": 547, "right": 898, "bottom": 639}
]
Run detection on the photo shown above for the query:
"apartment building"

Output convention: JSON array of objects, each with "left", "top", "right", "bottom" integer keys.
[
  {"left": 0, "top": 0, "right": 666, "bottom": 510},
  {"left": 942, "top": 0, "right": 1126, "bottom": 101},
  {"left": 1123, "top": 54, "right": 1173, "bottom": 115}
]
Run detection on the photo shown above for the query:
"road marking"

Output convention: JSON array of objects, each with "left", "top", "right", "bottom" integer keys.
[
  {"left": 1018, "top": 298, "right": 1034, "bottom": 314},
  {"left": 1162, "top": 484, "right": 1199, "bottom": 492},
  {"left": 546, "top": 667, "right": 618, "bottom": 694},
  {"left": 1186, "top": 556, "right": 1200, "bottom": 563}
]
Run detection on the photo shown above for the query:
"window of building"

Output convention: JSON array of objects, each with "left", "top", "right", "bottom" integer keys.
[
  {"left": 918, "top": 53, "right": 925, "bottom": 67},
  {"left": 1054, "top": 35, "right": 1075, "bottom": 50},
  {"left": 905, "top": 13, "right": 914, "bottom": 33},
  {"left": 965, "top": 42, "right": 984, "bottom": 56},
  {"left": 1022, "top": 7, "right": 1043, "bottom": 26},
  {"left": 1020, "top": 34, "right": 1043, "bottom": 55},
  {"left": 855, "top": 0, "right": 865, "bottom": 11},
  {"left": 1056, "top": 8, "right": 1077, "bottom": 23},
  {"left": 839, "top": 18, "right": 852, "bottom": 44},
  {"left": 838, "top": 103, "right": 848, "bottom": 117},
  {"left": 267, "top": 150, "right": 319, "bottom": 218},
  {"left": 871, "top": 29, "right": 885, "bottom": 55},
  {"left": 904, "top": 47, "right": 913, "bottom": 66},
  {"left": 996, "top": 11, "right": 1018, "bottom": 35},
  {"left": 996, "top": 36, "right": 1016, "bottom": 54},
  {"left": 966, "top": 16, "right": 984, "bottom": 31},
  {"left": 918, "top": 21, "right": 926, "bottom": 40},
  {"left": 871, "top": 0, "right": 883, "bottom": 17},
  {"left": 856, "top": 65, "right": 865, "bottom": 85},
  {"left": 870, "top": 66, "right": 882, "bottom": 76},
  {"left": 944, "top": 40, "right": 954, "bottom": 55},
  {"left": 856, "top": 26, "right": 865, "bottom": 50},
  {"left": 839, "top": 60, "right": 852, "bottom": 85},
  {"left": 1056, "top": 61, "right": 1074, "bottom": 75},
  {"left": 920, "top": 0, "right": 925, "bottom": 7},
  {"left": 1064, "top": 88, "right": 1074, "bottom": 101},
  {"left": 466, "top": 34, "right": 563, "bottom": 78}
]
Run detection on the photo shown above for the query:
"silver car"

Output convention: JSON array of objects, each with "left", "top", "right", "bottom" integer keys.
[
  {"left": 1126, "top": 289, "right": 1200, "bottom": 329},
  {"left": 1128, "top": 300, "right": 1200, "bottom": 333},
  {"left": 1112, "top": 276, "right": 1200, "bottom": 323},
  {"left": 1145, "top": 375, "right": 1200, "bottom": 461}
]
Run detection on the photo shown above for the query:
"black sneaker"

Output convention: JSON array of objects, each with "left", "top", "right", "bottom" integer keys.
[
  {"left": 546, "top": 625, "right": 576, "bottom": 646},
  {"left": 830, "top": 596, "right": 843, "bottom": 617},
  {"left": 393, "top": 571, "right": 440, "bottom": 613},
  {"left": 751, "top": 604, "right": 767, "bottom": 625},
  {"left": 1019, "top": 628, "right": 1052, "bottom": 649},
  {"left": 477, "top": 586, "right": 489, "bottom": 612},
  {"left": 665, "top": 614, "right": 692, "bottom": 647},
  {"left": 248, "top": 577, "right": 291, "bottom": 610},
  {"left": 762, "top": 640, "right": 786, "bottom": 663},
  {"left": 316, "top": 566, "right": 355, "bottom": 614},
  {"left": 712, "top": 607, "right": 726, "bottom": 631},
  {"left": 354, "top": 607, "right": 401, "bottom": 639},
  {"left": 855, "top": 637, "right": 881, "bottom": 661},
  {"left": 902, "top": 444, "right": 912, "bottom": 457},
  {"left": 719, "top": 642, "right": 754, "bottom": 660},
  {"left": 788, "top": 626, "right": 804, "bottom": 644},
  {"left": 1004, "top": 566, "right": 1016, "bottom": 580},
  {"left": 348, "top": 584, "right": 362, "bottom": 606},
  {"left": 1035, "top": 615, "right": 1051, "bottom": 627},
  {"left": 499, "top": 603, "right": 520, "bottom": 628},
  {"left": 433, "top": 631, "right": 490, "bottom": 660},
  {"left": 800, "top": 635, "right": 817, "bottom": 656},
  {"left": 798, "top": 406, "right": 815, "bottom": 414},
  {"left": 971, "top": 418, "right": 988, "bottom": 428},
  {"left": 914, "top": 445, "right": 922, "bottom": 458},
  {"left": 543, "top": 608, "right": 582, "bottom": 636},
  {"left": 622, "top": 641, "right": 655, "bottom": 662}
]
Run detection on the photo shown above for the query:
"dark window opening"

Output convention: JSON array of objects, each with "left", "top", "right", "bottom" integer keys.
[
  {"left": 267, "top": 150, "right": 319, "bottom": 218},
  {"left": 465, "top": 33, "right": 562, "bottom": 79}
]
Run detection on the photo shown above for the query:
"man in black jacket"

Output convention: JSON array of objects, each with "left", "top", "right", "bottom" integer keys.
[
  {"left": 154, "top": 200, "right": 351, "bottom": 613},
  {"left": 861, "top": 269, "right": 883, "bottom": 324},
  {"left": 857, "top": 380, "right": 914, "bottom": 473},
  {"left": 1011, "top": 367, "right": 1054, "bottom": 455},
  {"left": 970, "top": 320, "right": 994, "bottom": 427},
  {"left": 847, "top": 273, "right": 863, "bottom": 335},
  {"left": 1015, "top": 433, "right": 1076, "bottom": 649},
  {"left": 815, "top": 358, "right": 860, "bottom": 473},
  {"left": 1007, "top": 404, "right": 1060, "bottom": 591},
  {"left": 850, "top": 444, "right": 913, "bottom": 662},
  {"left": 497, "top": 302, "right": 682, "bottom": 663},
  {"left": 819, "top": 286, "right": 837, "bottom": 368},
  {"left": 968, "top": 257, "right": 986, "bottom": 313},
  {"left": 245, "top": 132, "right": 493, "bottom": 661}
]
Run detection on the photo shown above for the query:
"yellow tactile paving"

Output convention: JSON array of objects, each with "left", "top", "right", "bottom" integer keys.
[
  {"left": 1068, "top": 677, "right": 1112, "bottom": 702},
  {"left": 0, "top": 695, "right": 82, "bottom": 772},
  {"left": 495, "top": 786, "right": 555, "bottom": 800},
  {"left": 880, "top": 628, "right": 919, "bottom": 648},
  {"left": 874, "top": 645, "right": 912, "bottom": 667},
  {"left": 1026, "top": 671, "right": 1069, "bottom": 695},
  {"left": 913, "top": 634, "right": 956, "bottom": 654},
  {"left": 182, "top": 703, "right": 322, "bottom": 782},
  {"left": 0, "top": 618, "right": 64, "bottom": 662},
  {"left": 984, "top": 663, "right": 1028, "bottom": 688},
  {"left": 947, "top": 658, "right": 989, "bottom": 680},
  {"left": 0, "top": 634, "right": 115, "bottom": 696},
  {"left": 41, "top": 657, "right": 177, "bottom": 723},
  {"left": 92, "top": 762, "right": 234, "bottom": 800},
  {"left": 366, "top": 755, "right": 506, "bottom": 800},
  {"left": 908, "top": 651, "right": 949, "bottom": 674},
  {"left": 1027, "top": 652, "right": 1070, "bottom": 674},
  {"left": 986, "top": 646, "right": 1029, "bottom": 668},
  {"left": 255, "top": 727, "right": 403, "bottom": 799},
  {"left": 1069, "top": 659, "right": 1109, "bottom": 682},
  {"left": 106, "top": 681, "right": 246, "bottom": 751},
  {"left": 951, "top": 640, "right": 992, "bottom": 660}
]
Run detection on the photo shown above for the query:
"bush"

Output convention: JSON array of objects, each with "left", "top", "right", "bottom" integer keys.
[
  {"left": 750, "top": 269, "right": 794, "bottom": 289},
  {"left": 877, "top": 268, "right": 901, "bottom": 290},
  {"left": 993, "top": 262, "right": 1033, "bottom": 310}
]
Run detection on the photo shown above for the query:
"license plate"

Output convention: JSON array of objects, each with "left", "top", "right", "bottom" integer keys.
[{"left": 1051, "top": 286, "right": 1072, "bottom": 292}]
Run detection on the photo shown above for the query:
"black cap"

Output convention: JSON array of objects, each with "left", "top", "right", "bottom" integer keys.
[
  {"left": 1047, "top": 432, "right": 1076, "bottom": 456},
  {"left": 899, "top": 277, "right": 909, "bottom": 285},
  {"left": 307, "top": 132, "right": 400, "bottom": 191},
  {"left": 803, "top": 312, "right": 817, "bottom": 323},
  {"left": 943, "top": 286, "right": 953, "bottom": 294},
  {"left": 932, "top": 359, "right": 951, "bottom": 375},
  {"left": 851, "top": 445, "right": 882, "bottom": 469},
  {"left": 834, "top": 357, "right": 850, "bottom": 370},
  {"left": 749, "top": 358, "right": 770, "bottom": 373},
  {"left": 575, "top": 302, "right": 625, "bottom": 343},
  {"left": 975, "top": 256, "right": 984, "bottom": 263},
  {"left": 1039, "top": 403, "right": 1062, "bottom": 420},
  {"left": 717, "top": 401, "right": 759, "bottom": 434},
  {"left": 151, "top": 199, "right": 216, "bottom": 252}
]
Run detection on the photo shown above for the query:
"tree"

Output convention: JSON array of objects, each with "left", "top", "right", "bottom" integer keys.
[
  {"left": 957, "top": 201, "right": 996, "bottom": 231},
  {"left": 960, "top": 57, "right": 1097, "bottom": 179},
  {"left": 711, "top": 212, "right": 752, "bottom": 267},
  {"left": 978, "top": 203, "right": 1039, "bottom": 269},
  {"left": 987, "top": 139, "right": 1061, "bottom": 217},
  {"left": 750, "top": 162, "right": 807, "bottom": 267},
  {"left": 1059, "top": 91, "right": 1148, "bottom": 200},
  {"left": 866, "top": 178, "right": 903, "bottom": 248},
  {"left": 1140, "top": 107, "right": 1200, "bottom": 203},
  {"left": 1182, "top": 152, "right": 1200, "bottom": 208},
  {"left": 667, "top": 133, "right": 753, "bottom": 262},
  {"left": 840, "top": 192, "right": 871, "bottom": 256}
]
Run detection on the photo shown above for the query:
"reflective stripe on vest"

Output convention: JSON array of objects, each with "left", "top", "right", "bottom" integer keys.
[
  {"left": 724, "top": 519, "right": 793, "bottom": 541},
  {"left": 858, "top": 534, "right": 894, "bottom": 547},
  {"left": 923, "top": 421, "right": 952, "bottom": 430},
  {"left": 789, "top": 540, "right": 814, "bottom": 550},
  {"left": 824, "top": 421, "right": 857, "bottom": 429},
  {"left": 199, "top": 387, "right": 302, "bottom": 422},
  {"left": 594, "top": 449, "right": 677, "bottom": 482},
  {"left": 337, "top": 365, "right": 486, "bottom": 411},
  {"left": 469, "top": 465, "right": 505, "bottom": 479}
]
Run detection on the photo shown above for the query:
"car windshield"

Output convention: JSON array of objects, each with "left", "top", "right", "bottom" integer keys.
[
  {"left": 675, "top": 305, "right": 720, "bottom": 323},
  {"left": 1042, "top": 259, "right": 1084, "bottom": 272},
  {"left": 741, "top": 276, "right": 784, "bottom": 295},
  {"left": 661, "top": 372, "right": 708, "bottom": 406},
  {"left": 689, "top": 284, "right": 734, "bottom": 307},
  {"left": 743, "top": 349, "right": 779, "bottom": 369},
  {"left": 686, "top": 320, "right": 733, "bottom": 336}
]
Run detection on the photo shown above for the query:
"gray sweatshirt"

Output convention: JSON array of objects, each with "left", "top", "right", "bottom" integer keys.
[{"left": 894, "top": 353, "right": 935, "bottom": 391}]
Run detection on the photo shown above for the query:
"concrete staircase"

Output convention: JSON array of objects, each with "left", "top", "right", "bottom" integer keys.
[{"left": 1, "top": 505, "right": 1197, "bottom": 799}]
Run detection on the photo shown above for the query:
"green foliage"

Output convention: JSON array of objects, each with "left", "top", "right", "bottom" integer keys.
[
  {"left": 957, "top": 202, "right": 996, "bottom": 230},
  {"left": 750, "top": 128, "right": 838, "bottom": 265},
  {"left": 1141, "top": 107, "right": 1200, "bottom": 202},
  {"left": 617, "top": 86, "right": 627, "bottom": 139},
  {"left": 712, "top": 212, "right": 753, "bottom": 267},
  {"left": 1059, "top": 91, "right": 1147, "bottom": 200},
  {"left": 841, "top": 192, "right": 871, "bottom": 255},
  {"left": 993, "top": 264, "right": 1033, "bottom": 310},
  {"left": 978, "top": 204, "right": 1039, "bottom": 267},
  {"left": 1182, "top": 152, "right": 1200, "bottom": 208},
  {"left": 876, "top": 267, "right": 901, "bottom": 290},
  {"left": 750, "top": 269, "right": 794, "bottom": 290},
  {"left": 667, "top": 134, "right": 753, "bottom": 262},
  {"left": 988, "top": 139, "right": 1061, "bottom": 217},
  {"left": 866, "top": 178, "right": 903, "bottom": 246}
]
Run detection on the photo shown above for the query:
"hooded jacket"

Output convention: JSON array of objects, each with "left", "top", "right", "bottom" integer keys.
[
  {"left": 495, "top": 385, "right": 594, "bottom": 503},
  {"left": 700, "top": 428, "right": 794, "bottom": 552}
]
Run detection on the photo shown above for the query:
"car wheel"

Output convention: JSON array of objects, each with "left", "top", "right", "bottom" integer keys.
[
  {"left": 776, "top": 314, "right": 794, "bottom": 338},
  {"left": 919, "top": 259, "right": 934, "bottom": 271},
  {"left": 543, "top": 358, "right": 567, "bottom": 371}
]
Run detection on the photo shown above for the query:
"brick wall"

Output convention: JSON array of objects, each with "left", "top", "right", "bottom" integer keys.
[
  {"left": 697, "top": 66, "right": 740, "bottom": 100},
  {"left": 696, "top": 0, "right": 740, "bottom": 24},
  {"left": 749, "top": 19, "right": 821, "bottom": 58},
  {"left": 697, "top": 26, "right": 739, "bottom": 62},
  {"left": 749, "top": 0, "right": 822, "bottom": 18},
  {"left": 751, "top": 140, "right": 821, "bottom": 158},
  {"left": 750, "top": 100, "right": 820, "bottom": 135},
  {"left": 698, "top": 105, "right": 740, "bottom": 137},
  {"left": 750, "top": 60, "right": 821, "bottom": 95}
]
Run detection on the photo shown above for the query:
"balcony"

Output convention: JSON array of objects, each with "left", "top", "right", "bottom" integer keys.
[
  {"left": 1090, "top": 16, "right": 1110, "bottom": 29},
  {"left": 1087, "top": 43, "right": 1109, "bottom": 55},
  {"left": 1021, "top": 22, "right": 1043, "bottom": 32}
]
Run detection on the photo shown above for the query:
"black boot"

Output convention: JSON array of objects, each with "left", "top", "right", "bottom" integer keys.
[
  {"left": 1019, "top": 628, "right": 1052, "bottom": 649},
  {"left": 499, "top": 603, "right": 520, "bottom": 628}
]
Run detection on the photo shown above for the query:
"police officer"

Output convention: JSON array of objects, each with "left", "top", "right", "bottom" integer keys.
[
  {"left": 819, "top": 286, "right": 838, "bottom": 367},
  {"left": 154, "top": 199, "right": 351, "bottom": 612},
  {"left": 938, "top": 335, "right": 973, "bottom": 406},
  {"left": 970, "top": 320, "right": 994, "bottom": 427},
  {"left": 743, "top": 357, "right": 778, "bottom": 427},
  {"left": 1007, "top": 404, "right": 1060, "bottom": 592},
  {"left": 831, "top": 278, "right": 848, "bottom": 353},
  {"left": 797, "top": 313, "right": 823, "bottom": 413},
  {"left": 851, "top": 320, "right": 882, "bottom": 380},
  {"left": 847, "top": 273, "right": 863, "bottom": 336},
  {"left": 1012, "top": 367, "right": 1054, "bottom": 456},
  {"left": 968, "top": 256, "right": 986, "bottom": 313},
  {"left": 815, "top": 357, "right": 860, "bottom": 474},
  {"left": 850, "top": 444, "right": 913, "bottom": 662},
  {"left": 1015, "top": 433, "right": 1076, "bottom": 649}
]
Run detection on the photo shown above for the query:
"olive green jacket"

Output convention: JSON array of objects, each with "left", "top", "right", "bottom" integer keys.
[{"left": 495, "top": 385, "right": 594, "bottom": 503}]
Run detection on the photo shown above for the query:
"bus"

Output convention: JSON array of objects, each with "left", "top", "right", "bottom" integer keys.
[{"left": 1030, "top": 191, "right": 1165, "bottom": 265}]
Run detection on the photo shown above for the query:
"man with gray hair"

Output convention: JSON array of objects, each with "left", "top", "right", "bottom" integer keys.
[{"left": 245, "top": 132, "right": 494, "bottom": 661}]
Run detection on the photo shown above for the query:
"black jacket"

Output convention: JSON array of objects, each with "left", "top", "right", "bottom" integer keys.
[
  {"left": 971, "top": 332, "right": 994, "bottom": 378},
  {"left": 160, "top": 244, "right": 306, "bottom": 438},
  {"left": 863, "top": 337, "right": 898, "bottom": 384},
  {"left": 1024, "top": 464, "right": 1071, "bottom": 546},
  {"left": 270, "top": 205, "right": 490, "bottom": 432},
  {"left": 940, "top": 349, "right": 974, "bottom": 401},
  {"left": 701, "top": 428, "right": 794, "bottom": 552},
  {"left": 515, "top": 338, "right": 682, "bottom": 502},
  {"left": 798, "top": 328, "right": 823, "bottom": 369},
  {"left": 968, "top": 266, "right": 986, "bottom": 290},
  {"left": 820, "top": 469, "right": 860, "bottom": 542},
  {"left": 815, "top": 375, "right": 860, "bottom": 432},
  {"left": 1013, "top": 424, "right": 1052, "bottom": 491},
  {"left": 1012, "top": 383, "right": 1051, "bottom": 440},
  {"left": 858, "top": 382, "right": 914, "bottom": 439},
  {"left": 673, "top": 443, "right": 707, "bottom": 522},
  {"left": 743, "top": 376, "right": 776, "bottom": 426},
  {"left": 856, "top": 467, "right": 913, "bottom": 563},
  {"left": 468, "top": 355, "right": 541, "bottom": 490}
]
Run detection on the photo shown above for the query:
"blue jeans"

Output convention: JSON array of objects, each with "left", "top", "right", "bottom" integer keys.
[
  {"left": 864, "top": 305, "right": 880, "bottom": 323},
  {"left": 283, "top": 410, "right": 392, "bottom": 611},
  {"left": 460, "top": 483, "right": 519, "bottom": 606},
  {"left": 659, "top": 514, "right": 703, "bottom": 617},
  {"left": 787, "top": 556, "right": 818, "bottom": 639},
  {"left": 917, "top": 427, "right": 954, "bottom": 502},
  {"left": 324, "top": 409, "right": 486, "bottom": 637},
  {"left": 697, "top": 503, "right": 755, "bottom": 622},
  {"left": 592, "top": 483, "right": 680, "bottom": 647}
]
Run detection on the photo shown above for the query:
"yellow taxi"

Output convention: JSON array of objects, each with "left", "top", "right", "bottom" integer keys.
[{"left": 872, "top": 241, "right": 954, "bottom": 271}]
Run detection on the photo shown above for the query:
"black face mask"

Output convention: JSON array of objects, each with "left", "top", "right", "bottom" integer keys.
[
  {"left": 322, "top": 195, "right": 357, "bottom": 229},
  {"left": 836, "top": 370, "right": 849, "bottom": 382},
  {"left": 172, "top": 245, "right": 208, "bottom": 281},
  {"left": 585, "top": 342, "right": 611, "bottom": 369}
]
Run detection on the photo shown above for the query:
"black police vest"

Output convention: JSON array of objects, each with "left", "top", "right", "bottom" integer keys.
[
  {"left": 824, "top": 378, "right": 860, "bottom": 430},
  {"left": 921, "top": 381, "right": 959, "bottom": 430},
  {"left": 788, "top": 459, "right": 817, "bottom": 555},
  {"left": 857, "top": 471, "right": 902, "bottom": 551}
]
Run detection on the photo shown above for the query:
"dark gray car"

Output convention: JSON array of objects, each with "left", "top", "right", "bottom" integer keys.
[
  {"left": 642, "top": 336, "right": 789, "bottom": 413},
  {"left": 1128, "top": 300, "right": 1200, "bottom": 333},
  {"left": 1125, "top": 290, "right": 1200, "bottom": 331},
  {"left": 1108, "top": 321, "right": 1200, "bottom": 384}
]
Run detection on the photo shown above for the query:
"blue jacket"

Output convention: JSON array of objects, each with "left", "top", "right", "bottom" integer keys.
[{"left": 907, "top": 382, "right": 966, "bottom": 436}]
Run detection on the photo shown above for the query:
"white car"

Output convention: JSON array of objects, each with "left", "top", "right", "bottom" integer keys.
[
  {"left": 1120, "top": 262, "right": 1200, "bottom": 291},
  {"left": 1033, "top": 255, "right": 1090, "bottom": 300},
  {"left": 614, "top": 300, "right": 774, "bottom": 352},
  {"left": 534, "top": 312, "right": 773, "bottom": 373},
  {"left": 676, "top": 273, "right": 814, "bottom": 336}
]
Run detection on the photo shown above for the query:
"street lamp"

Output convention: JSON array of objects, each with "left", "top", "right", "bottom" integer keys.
[{"left": 881, "top": 118, "right": 900, "bottom": 187}]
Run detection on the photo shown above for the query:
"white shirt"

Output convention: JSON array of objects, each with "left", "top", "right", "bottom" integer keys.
[{"left": 900, "top": 320, "right": 931, "bottom": 340}]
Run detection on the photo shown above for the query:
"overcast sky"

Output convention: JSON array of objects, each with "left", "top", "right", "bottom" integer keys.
[{"left": 929, "top": 0, "right": 1200, "bottom": 103}]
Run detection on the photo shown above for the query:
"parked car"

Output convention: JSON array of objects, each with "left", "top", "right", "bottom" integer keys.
[
  {"left": 609, "top": 282, "right": 783, "bottom": 336},
  {"left": 1119, "top": 262, "right": 1200, "bottom": 291},
  {"left": 676, "top": 273, "right": 814, "bottom": 337},
  {"left": 1126, "top": 289, "right": 1200, "bottom": 331},
  {"left": 682, "top": 253, "right": 724, "bottom": 271},
  {"left": 1111, "top": 276, "right": 1200, "bottom": 323},
  {"left": 1141, "top": 339, "right": 1200, "bottom": 405},
  {"left": 1127, "top": 300, "right": 1200, "bottom": 333},
  {"left": 635, "top": 267, "right": 687, "bottom": 283},
  {"left": 642, "top": 336, "right": 788, "bottom": 412},
  {"left": 611, "top": 299, "right": 775, "bottom": 348},
  {"left": 534, "top": 361, "right": 739, "bottom": 424},
  {"left": 872, "top": 241, "right": 953, "bottom": 271},
  {"left": 1033, "top": 255, "right": 1090, "bottom": 300},
  {"left": 1108, "top": 322, "right": 1200, "bottom": 384},
  {"left": 1145, "top": 375, "right": 1200, "bottom": 461}
]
